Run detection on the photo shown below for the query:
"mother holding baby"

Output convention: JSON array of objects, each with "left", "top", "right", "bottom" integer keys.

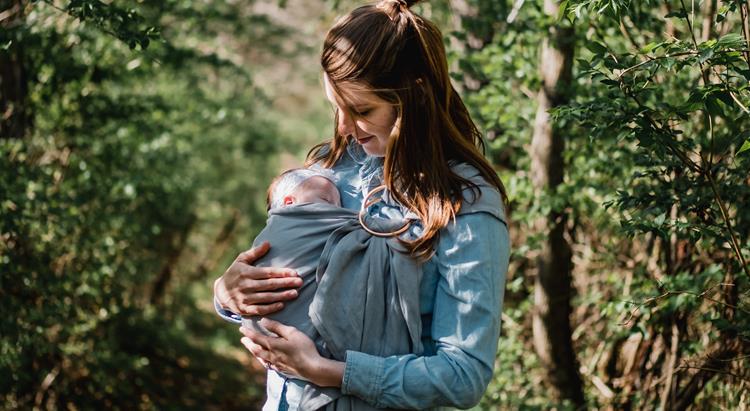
[{"left": 213, "top": 0, "right": 510, "bottom": 409}]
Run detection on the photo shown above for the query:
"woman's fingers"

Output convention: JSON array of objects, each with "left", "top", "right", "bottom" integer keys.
[
  {"left": 240, "top": 326, "right": 279, "bottom": 350},
  {"left": 242, "top": 288, "right": 298, "bottom": 304},
  {"left": 244, "top": 266, "right": 299, "bottom": 280},
  {"left": 235, "top": 241, "right": 270, "bottom": 264},
  {"left": 259, "top": 318, "right": 297, "bottom": 338},
  {"left": 238, "top": 324, "right": 316, "bottom": 381},
  {"left": 238, "top": 302, "right": 284, "bottom": 317},
  {"left": 241, "top": 336, "right": 271, "bottom": 363},
  {"left": 240, "top": 326, "right": 268, "bottom": 346},
  {"left": 233, "top": 288, "right": 299, "bottom": 316},
  {"left": 240, "top": 276, "right": 302, "bottom": 292},
  {"left": 240, "top": 336, "right": 261, "bottom": 354},
  {"left": 240, "top": 337, "right": 291, "bottom": 374}
]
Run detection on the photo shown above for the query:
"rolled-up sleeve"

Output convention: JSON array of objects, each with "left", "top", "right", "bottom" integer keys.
[
  {"left": 214, "top": 297, "right": 243, "bottom": 324},
  {"left": 341, "top": 212, "right": 510, "bottom": 409}
]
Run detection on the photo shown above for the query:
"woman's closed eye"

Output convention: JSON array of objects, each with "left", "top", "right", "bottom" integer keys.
[{"left": 354, "top": 108, "right": 372, "bottom": 116}]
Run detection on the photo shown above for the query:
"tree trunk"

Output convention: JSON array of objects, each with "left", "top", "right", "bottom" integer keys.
[
  {"left": 0, "top": 0, "right": 30, "bottom": 138},
  {"left": 530, "top": 0, "right": 584, "bottom": 407},
  {"left": 149, "top": 214, "right": 196, "bottom": 305},
  {"left": 701, "top": 0, "right": 717, "bottom": 43}
]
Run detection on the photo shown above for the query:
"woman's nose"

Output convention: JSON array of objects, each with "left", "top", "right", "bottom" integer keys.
[{"left": 337, "top": 110, "right": 356, "bottom": 137}]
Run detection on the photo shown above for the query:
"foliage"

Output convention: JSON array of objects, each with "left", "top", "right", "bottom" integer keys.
[
  {"left": 452, "top": 0, "right": 749, "bottom": 408},
  {"left": 3, "top": 0, "right": 750, "bottom": 409},
  {"left": 562, "top": 1, "right": 750, "bottom": 406},
  {"left": 1, "top": 0, "right": 291, "bottom": 408}
]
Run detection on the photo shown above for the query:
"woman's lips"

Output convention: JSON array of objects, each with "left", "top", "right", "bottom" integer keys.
[{"left": 356, "top": 135, "right": 374, "bottom": 144}]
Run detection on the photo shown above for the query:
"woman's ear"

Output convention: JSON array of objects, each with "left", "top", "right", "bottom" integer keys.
[{"left": 283, "top": 195, "right": 295, "bottom": 206}]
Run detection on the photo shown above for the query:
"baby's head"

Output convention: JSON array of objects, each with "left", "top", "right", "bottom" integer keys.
[{"left": 267, "top": 168, "right": 341, "bottom": 211}]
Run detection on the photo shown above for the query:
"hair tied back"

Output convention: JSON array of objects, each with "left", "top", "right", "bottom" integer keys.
[{"left": 377, "top": 0, "right": 421, "bottom": 20}]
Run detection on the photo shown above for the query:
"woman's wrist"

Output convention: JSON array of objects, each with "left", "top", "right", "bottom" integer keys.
[{"left": 305, "top": 357, "right": 345, "bottom": 388}]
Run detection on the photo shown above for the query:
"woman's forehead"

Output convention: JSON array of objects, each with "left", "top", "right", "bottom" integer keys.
[{"left": 323, "top": 74, "right": 381, "bottom": 107}]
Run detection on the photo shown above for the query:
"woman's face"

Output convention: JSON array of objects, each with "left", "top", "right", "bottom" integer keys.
[{"left": 323, "top": 74, "right": 397, "bottom": 157}]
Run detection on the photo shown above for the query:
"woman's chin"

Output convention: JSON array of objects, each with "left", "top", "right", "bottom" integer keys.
[{"left": 360, "top": 143, "right": 386, "bottom": 157}]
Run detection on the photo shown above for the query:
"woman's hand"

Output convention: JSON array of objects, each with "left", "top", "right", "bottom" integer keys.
[
  {"left": 240, "top": 319, "right": 345, "bottom": 388},
  {"left": 214, "top": 241, "right": 303, "bottom": 316}
]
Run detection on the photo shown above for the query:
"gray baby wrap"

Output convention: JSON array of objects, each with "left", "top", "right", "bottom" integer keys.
[
  {"left": 245, "top": 200, "right": 423, "bottom": 410},
  {"left": 245, "top": 163, "right": 504, "bottom": 410}
]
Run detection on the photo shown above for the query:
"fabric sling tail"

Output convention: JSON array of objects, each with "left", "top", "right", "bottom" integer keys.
[{"left": 300, "top": 190, "right": 425, "bottom": 411}]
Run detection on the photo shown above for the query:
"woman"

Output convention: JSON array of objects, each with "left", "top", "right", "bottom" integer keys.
[{"left": 213, "top": 0, "right": 510, "bottom": 409}]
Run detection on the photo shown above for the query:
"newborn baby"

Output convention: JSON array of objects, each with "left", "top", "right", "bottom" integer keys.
[
  {"left": 247, "top": 167, "right": 342, "bottom": 339},
  {"left": 266, "top": 168, "right": 341, "bottom": 210}
]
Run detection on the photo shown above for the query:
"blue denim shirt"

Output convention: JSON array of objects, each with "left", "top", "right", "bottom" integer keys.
[{"left": 216, "top": 143, "right": 510, "bottom": 410}]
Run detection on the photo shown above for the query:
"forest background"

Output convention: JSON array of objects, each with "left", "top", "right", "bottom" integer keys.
[{"left": 2, "top": 0, "right": 749, "bottom": 409}]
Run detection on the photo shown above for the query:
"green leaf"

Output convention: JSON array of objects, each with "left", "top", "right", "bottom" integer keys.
[
  {"left": 586, "top": 41, "right": 608, "bottom": 56},
  {"left": 704, "top": 97, "right": 724, "bottom": 117},
  {"left": 574, "top": 3, "right": 585, "bottom": 19},
  {"left": 738, "top": 139, "right": 750, "bottom": 155},
  {"left": 558, "top": 0, "right": 570, "bottom": 21},
  {"left": 576, "top": 58, "right": 591, "bottom": 71},
  {"left": 739, "top": 69, "right": 750, "bottom": 82},
  {"left": 716, "top": 33, "right": 745, "bottom": 49},
  {"left": 654, "top": 212, "right": 667, "bottom": 226},
  {"left": 641, "top": 41, "right": 663, "bottom": 54},
  {"left": 698, "top": 48, "right": 715, "bottom": 64}
]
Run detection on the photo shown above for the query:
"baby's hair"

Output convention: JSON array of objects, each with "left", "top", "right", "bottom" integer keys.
[{"left": 266, "top": 169, "right": 296, "bottom": 211}]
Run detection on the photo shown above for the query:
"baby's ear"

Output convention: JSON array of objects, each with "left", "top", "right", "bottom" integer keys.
[{"left": 283, "top": 195, "right": 295, "bottom": 206}]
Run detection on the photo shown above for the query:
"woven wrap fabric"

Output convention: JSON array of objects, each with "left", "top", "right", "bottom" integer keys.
[
  {"left": 245, "top": 162, "right": 504, "bottom": 410},
  {"left": 244, "top": 201, "right": 423, "bottom": 411}
]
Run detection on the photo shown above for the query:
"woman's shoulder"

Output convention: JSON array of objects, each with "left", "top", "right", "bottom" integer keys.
[{"left": 451, "top": 162, "right": 506, "bottom": 224}]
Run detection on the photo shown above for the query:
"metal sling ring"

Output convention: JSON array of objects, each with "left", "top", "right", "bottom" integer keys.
[{"left": 359, "top": 184, "right": 411, "bottom": 238}]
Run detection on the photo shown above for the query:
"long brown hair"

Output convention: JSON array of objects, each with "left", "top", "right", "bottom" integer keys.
[{"left": 308, "top": 0, "right": 507, "bottom": 258}]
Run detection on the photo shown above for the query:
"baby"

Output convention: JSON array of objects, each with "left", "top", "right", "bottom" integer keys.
[
  {"left": 266, "top": 168, "right": 341, "bottom": 210},
  {"left": 245, "top": 168, "right": 342, "bottom": 340}
]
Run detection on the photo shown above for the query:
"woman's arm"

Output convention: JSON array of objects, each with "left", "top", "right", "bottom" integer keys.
[
  {"left": 340, "top": 212, "right": 510, "bottom": 409},
  {"left": 214, "top": 241, "right": 303, "bottom": 321}
]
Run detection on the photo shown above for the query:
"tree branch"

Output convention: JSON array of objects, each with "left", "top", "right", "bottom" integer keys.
[{"left": 706, "top": 172, "right": 750, "bottom": 280}]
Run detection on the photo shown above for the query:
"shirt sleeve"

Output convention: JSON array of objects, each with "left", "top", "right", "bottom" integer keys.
[
  {"left": 214, "top": 297, "right": 243, "bottom": 324},
  {"left": 341, "top": 211, "right": 510, "bottom": 409}
]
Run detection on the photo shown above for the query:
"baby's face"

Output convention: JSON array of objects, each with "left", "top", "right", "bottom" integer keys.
[{"left": 289, "top": 176, "right": 341, "bottom": 207}]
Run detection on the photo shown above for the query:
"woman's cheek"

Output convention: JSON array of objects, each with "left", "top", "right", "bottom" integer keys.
[{"left": 356, "top": 120, "right": 373, "bottom": 136}]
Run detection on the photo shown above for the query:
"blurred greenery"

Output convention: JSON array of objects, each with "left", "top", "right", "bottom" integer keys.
[{"left": 2, "top": 0, "right": 749, "bottom": 410}]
